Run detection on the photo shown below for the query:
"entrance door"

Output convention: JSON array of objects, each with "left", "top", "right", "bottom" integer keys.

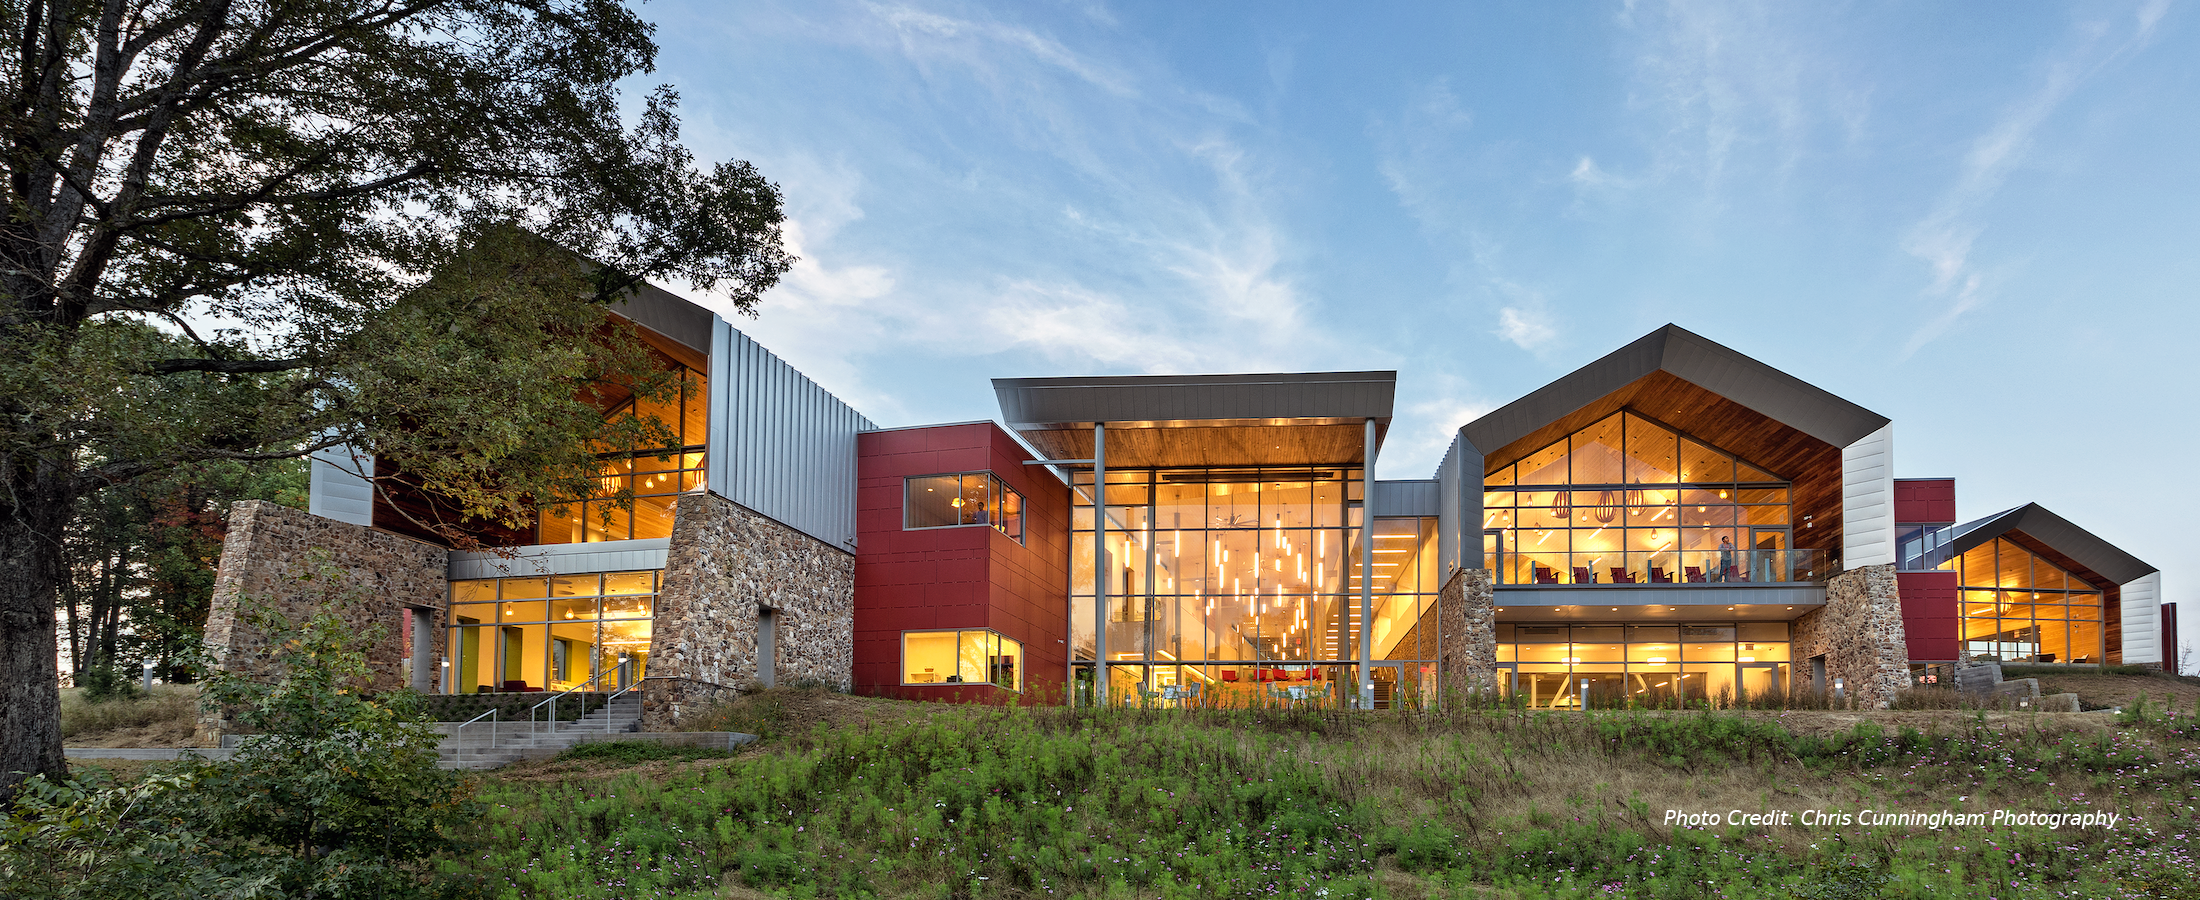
[
  {"left": 1751, "top": 529, "right": 1790, "bottom": 582},
  {"left": 1739, "top": 663, "right": 1789, "bottom": 706},
  {"left": 1366, "top": 661, "right": 1405, "bottom": 709}
]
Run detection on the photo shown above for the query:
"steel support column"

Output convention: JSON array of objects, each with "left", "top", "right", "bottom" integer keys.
[
  {"left": 1359, "top": 418, "right": 1377, "bottom": 709},
  {"left": 1094, "top": 422, "right": 1108, "bottom": 707}
]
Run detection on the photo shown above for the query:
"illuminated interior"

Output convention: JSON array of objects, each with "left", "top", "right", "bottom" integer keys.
[
  {"left": 536, "top": 366, "right": 709, "bottom": 543},
  {"left": 1498, "top": 622, "right": 1792, "bottom": 708},
  {"left": 905, "top": 472, "right": 1026, "bottom": 542},
  {"left": 1946, "top": 537, "right": 2104, "bottom": 664},
  {"left": 900, "top": 629, "right": 1024, "bottom": 691},
  {"left": 1481, "top": 410, "right": 1822, "bottom": 585},
  {"left": 446, "top": 572, "right": 657, "bottom": 693},
  {"left": 1066, "top": 467, "right": 1440, "bottom": 707}
]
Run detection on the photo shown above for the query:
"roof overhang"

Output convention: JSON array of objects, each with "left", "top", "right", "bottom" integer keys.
[
  {"left": 993, "top": 371, "right": 1396, "bottom": 468},
  {"left": 1950, "top": 503, "right": 2156, "bottom": 586},
  {"left": 1460, "top": 324, "right": 1889, "bottom": 461}
]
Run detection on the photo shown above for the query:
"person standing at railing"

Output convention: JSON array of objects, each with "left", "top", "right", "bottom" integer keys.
[{"left": 1717, "top": 536, "right": 1734, "bottom": 583}]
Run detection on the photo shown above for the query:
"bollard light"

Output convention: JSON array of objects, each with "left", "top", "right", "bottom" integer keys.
[{"left": 141, "top": 659, "right": 155, "bottom": 692}]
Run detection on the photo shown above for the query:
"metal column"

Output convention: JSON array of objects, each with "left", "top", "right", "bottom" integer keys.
[
  {"left": 1093, "top": 423, "right": 1108, "bottom": 707},
  {"left": 1358, "top": 418, "right": 1376, "bottom": 709}
]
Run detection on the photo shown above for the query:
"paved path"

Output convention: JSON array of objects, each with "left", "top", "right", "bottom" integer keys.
[{"left": 64, "top": 748, "right": 233, "bottom": 761}]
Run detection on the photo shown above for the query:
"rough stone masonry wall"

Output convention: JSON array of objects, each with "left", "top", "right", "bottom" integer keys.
[
  {"left": 642, "top": 491, "right": 855, "bottom": 731},
  {"left": 199, "top": 500, "right": 448, "bottom": 743},
  {"left": 1791, "top": 563, "right": 1911, "bottom": 707},
  {"left": 1435, "top": 568, "right": 1498, "bottom": 701}
]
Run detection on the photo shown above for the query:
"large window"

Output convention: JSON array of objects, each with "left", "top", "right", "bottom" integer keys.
[
  {"left": 537, "top": 367, "right": 709, "bottom": 544},
  {"left": 902, "top": 629, "right": 1023, "bottom": 691},
  {"left": 1481, "top": 411, "right": 1822, "bottom": 585},
  {"left": 1948, "top": 538, "right": 2103, "bottom": 664},
  {"left": 906, "top": 472, "right": 1024, "bottom": 542},
  {"left": 1499, "top": 622, "right": 1792, "bottom": 708},
  {"left": 1065, "top": 466, "right": 1439, "bottom": 707},
  {"left": 446, "top": 571, "right": 658, "bottom": 693}
]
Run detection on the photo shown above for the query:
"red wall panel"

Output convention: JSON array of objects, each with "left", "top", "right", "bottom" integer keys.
[
  {"left": 1893, "top": 479, "right": 1957, "bottom": 525},
  {"left": 853, "top": 423, "right": 1070, "bottom": 705},
  {"left": 1897, "top": 570, "right": 1960, "bottom": 661}
]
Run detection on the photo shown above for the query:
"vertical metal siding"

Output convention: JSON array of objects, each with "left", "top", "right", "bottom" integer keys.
[
  {"left": 1435, "top": 436, "right": 1462, "bottom": 579},
  {"left": 705, "top": 318, "right": 877, "bottom": 552}
]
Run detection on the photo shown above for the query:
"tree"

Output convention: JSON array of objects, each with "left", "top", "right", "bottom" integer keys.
[{"left": 1, "top": 0, "right": 794, "bottom": 800}]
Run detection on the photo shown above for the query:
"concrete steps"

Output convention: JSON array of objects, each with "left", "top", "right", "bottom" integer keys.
[{"left": 436, "top": 694, "right": 644, "bottom": 769}]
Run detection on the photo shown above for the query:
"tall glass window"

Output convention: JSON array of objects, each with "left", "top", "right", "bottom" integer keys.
[
  {"left": 901, "top": 629, "right": 1024, "bottom": 692},
  {"left": 1498, "top": 622, "right": 1791, "bottom": 708},
  {"left": 1947, "top": 538, "right": 2104, "bottom": 664},
  {"left": 905, "top": 472, "right": 1025, "bottom": 542},
  {"left": 1066, "top": 466, "right": 1438, "bottom": 706},
  {"left": 536, "top": 367, "right": 709, "bottom": 544},
  {"left": 1481, "top": 411, "right": 1821, "bottom": 585},
  {"left": 446, "top": 571, "right": 658, "bottom": 693}
]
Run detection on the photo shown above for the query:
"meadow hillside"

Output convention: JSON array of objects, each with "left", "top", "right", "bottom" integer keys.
[{"left": 440, "top": 679, "right": 2200, "bottom": 900}]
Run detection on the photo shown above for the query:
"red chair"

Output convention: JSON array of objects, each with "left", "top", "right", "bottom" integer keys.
[
  {"left": 1649, "top": 566, "right": 1673, "bottom": 584},
  {"left": 1533, "top": 565, "right": 1560, "bottom": 584},
  {"left": 1572, "top": 566, "right": 1595, "bottom": 584},
  {"left": 1684, "top": 566, "right": 1706, "bottom": 583},
  {"left": 1608, "top": 567, "right": 1635, "bottom": 584},
  {"left": 1221, "top": 670, "right": 1239, "bottom": 682}
]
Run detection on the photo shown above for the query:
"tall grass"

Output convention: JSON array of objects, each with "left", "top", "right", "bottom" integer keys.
[
  {"left": 454, "top": 702, "right": 2200, "bottom": 899},
  {"left": 58, "top": 684, "right": 198, "bottom": 740}
]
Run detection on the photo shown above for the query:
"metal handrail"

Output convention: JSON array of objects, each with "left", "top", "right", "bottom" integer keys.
[
  {"left": 528, "top": 665, "right": 619, "bottom": 736},
  {"left": 454, "top": 707, "right": 497, "bottom": 763}
]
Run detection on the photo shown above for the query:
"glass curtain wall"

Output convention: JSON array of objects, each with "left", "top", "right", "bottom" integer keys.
[
  {"left": 1481, "top": 411, "right": 1814, "bottom": 585},
  {"left": 905, "top": 472, "right": 1026, "bottom": 542},
  {"left": 446, "top": 571, "right": 658, "bottom": 693},
  {"left": 1067, "top": 467, "right": 1440, "bottom": 707},
  {"left": 1946, "top": 538, "right": 2104, "bottom": 663},
  {"left": 537, "top": 367, "right": 709, "bottom": 543},
  {"left": 1498, "top": 622, "right": 1792, "bottom": 708}
]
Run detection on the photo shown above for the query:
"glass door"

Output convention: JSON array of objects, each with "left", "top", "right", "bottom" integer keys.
[
  {"left": 1751, "top": 529, "right": 1789, "bottom": 582},
  {"left": 1739, "top": 663, "right": 1789, "bottom": 705},
  {"left": 1484, "top": 529, "right": 1504, "bottom": 583},
  {"left": 1366, "top": 661, "right": 1404, "bottom": 709}
]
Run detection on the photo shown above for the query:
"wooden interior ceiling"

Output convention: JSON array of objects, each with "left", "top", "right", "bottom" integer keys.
[
  {"left": 1482, "top": 369, "right": 1846, "bottom": 556},
  {"left": 1022, "top": 422, "right": 1370, "bottom": 468},
  {"left": 2003, "top": 531, "right": 2118, "bottom": 593}
]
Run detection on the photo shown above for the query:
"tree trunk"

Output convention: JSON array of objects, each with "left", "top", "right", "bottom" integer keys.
[{"left": 1, "top": 495, "right": 73, "bottom": 802}]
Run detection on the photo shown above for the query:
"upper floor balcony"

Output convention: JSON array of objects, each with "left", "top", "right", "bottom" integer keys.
[{"left": 1494, "top": 548, "right": 1833, "bottom": 587}]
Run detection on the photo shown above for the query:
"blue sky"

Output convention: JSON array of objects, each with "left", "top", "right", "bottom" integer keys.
[{"left": 640, "top": 1, "right": 2197, "bottom": 667}]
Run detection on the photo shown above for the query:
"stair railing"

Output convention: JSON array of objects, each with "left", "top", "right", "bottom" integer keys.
[
  {"left": 529, "top": 666, "right": 618, "bottom": 738},
  {"left": 453, "top": 707, "right": 497, "bottom": 764}
]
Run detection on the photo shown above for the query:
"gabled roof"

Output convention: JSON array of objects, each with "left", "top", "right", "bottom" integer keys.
[
  {"left": 1950, "top": 503, "right": 2156, "bottom": 586},
  {"left": 1459, "top": 324, "right": 1888, "bottom": 458}
]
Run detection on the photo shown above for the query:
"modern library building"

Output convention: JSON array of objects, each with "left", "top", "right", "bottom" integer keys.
[{"left": 203, "top": 284, "right": 2173, "bottom": 723}]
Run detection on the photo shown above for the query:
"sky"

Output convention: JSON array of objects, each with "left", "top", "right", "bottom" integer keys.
[{"left": 635, "top": 1, "right": 2198, "bottom": 670}]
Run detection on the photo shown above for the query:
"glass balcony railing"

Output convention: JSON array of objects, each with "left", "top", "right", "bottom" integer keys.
[{"left": 1498, "top": 549, "right": 1832, "bottom": 586}]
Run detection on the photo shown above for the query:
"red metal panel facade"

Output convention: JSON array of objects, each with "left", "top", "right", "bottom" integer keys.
[
  {"left": 853, "top": 422, "right": 1070, "bottom": 705},
  {"left": 1893, "top": 478, "right": 1957, "bottom": 525},
  {"left": 1897, "top": 570, "right": 1960, "bottom": 662}
]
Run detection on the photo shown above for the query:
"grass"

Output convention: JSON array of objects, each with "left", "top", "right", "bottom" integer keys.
[
  {"left": 59, "top": 683, "right": 200, "bottom": 745},
  {"left": 449, "top": 691, "right": 2200, "bottom": 899}
]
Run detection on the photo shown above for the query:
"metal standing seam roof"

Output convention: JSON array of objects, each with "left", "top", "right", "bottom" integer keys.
[
  {"left": 1457, "top": 324, "right": 1890, "bottom": 459},
  {"left": 607, "top": 280, "right": 715, "bottom": 357},
  {"left": 1948, "top": 503, "right": 2157, "bottom": 585},
  {"left": 993, "top": 370, "right": 1397, "bottom": 431}
]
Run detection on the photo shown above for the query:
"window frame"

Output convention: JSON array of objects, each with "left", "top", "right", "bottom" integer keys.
[
  {"left": 899, "top": 628, "right": 1024, "bottom": 692},
  {"left": 903, "top": 471, "right": 1025, "bottom": 543}
]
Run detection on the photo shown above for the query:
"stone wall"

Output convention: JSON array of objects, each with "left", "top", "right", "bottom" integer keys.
[
  {"left": 199, "top": 500, "right": 447, "bottom": 743},
  {"left": 642, "top": 491, "right": 856, "bottom": 730},
  {"left": 1791, "top": 563, "right": 1910, "bottom": 706},
  {"left": 1435, "top": 568, "right": 1498, "bottom": 701}
]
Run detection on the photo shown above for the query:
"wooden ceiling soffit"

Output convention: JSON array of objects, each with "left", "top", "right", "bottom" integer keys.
[{"left": 1018, "top": 422, "right": 1370, "bottom": 468}]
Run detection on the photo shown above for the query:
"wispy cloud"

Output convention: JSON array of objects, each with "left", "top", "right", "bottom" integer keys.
[{"left": 1899, "top": 4, "right": 2168, "bottom": 357}]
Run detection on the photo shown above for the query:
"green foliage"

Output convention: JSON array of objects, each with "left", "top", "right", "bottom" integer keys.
[
  {"left": 4, "top": 593, "right": 476, "bottom": 899},
  {"left": 75, "top": 664, "right": 141, "bottom": 704},
  {"left": 554, "top": 740, "right": 739, "bottom": 764}
]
